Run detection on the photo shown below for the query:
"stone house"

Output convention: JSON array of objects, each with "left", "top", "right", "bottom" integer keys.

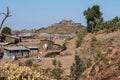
[{"left": 39, "top": 39, "right": 61, "bottom": 51}]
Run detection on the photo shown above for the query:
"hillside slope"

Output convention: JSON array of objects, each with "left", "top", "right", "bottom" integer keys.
[
  {"left": 37, "top": 20, "right": 83, "bottom": 34},
  {"left": 62, "top": 31, "right": 120, "bottom": 79},
  {"left": 75, "top": 31, "right": 120, "bottom": 80},
  {"left": 80, "top": 48, "right": 120, "bottom": 80}
]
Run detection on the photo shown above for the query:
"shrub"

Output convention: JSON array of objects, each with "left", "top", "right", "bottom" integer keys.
[
  {"left": 1, "top": 27, "right": 11, "bottom": 35},
  {"left": 51, "top": 59, "right": 63, "bottom": 80},
  {"left": 93, "top": 16, "right": 120, "bottom": 33},
  {"left": 76, "top": 28, "right": 87, "bottom": 48},
  {"left": 95, "top": 53, "right": 101, "bottom": 61},
  {"left": 86, "top": 60, "right": 92, "bottom": 68},
  {"left": 70, "top": 55, "right": 85, "bottom": 80},
  {"left": 0, "top": 63, "right": 53, "bottom": 80},
  {"left": 51, "top": 68, "right": 63, "bottom": 80},
  {"left": 66, "top": 37, "right": 72, "bottom": 41},
  {"left": 52, "top": 59, "right": 57, "bottom": 67},
  {"left": 76, "top": 37, "right": 83, "bottom": 48},
  {"left": 118, "top": 64, "right": 120, "bottom": 70},
  {"left": 90, "top": 36, "right": 97, "bottom": 47},
  {"left": 61, "top": 41, "right": 67, "bottom": 51},
  {"left": 25, "top": 59, "right": 33, "bottom": 66}
]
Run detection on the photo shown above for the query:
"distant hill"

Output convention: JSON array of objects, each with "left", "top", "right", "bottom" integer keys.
[{"left": 36, "top": 20, "right": 84, "bottom": 34}]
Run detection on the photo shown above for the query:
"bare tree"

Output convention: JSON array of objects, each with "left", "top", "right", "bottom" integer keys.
[{"left": 0, "top": 7, "right": 11, "bottom": 30}]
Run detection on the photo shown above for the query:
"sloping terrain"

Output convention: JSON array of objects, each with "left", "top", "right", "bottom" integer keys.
[
  {"left": 76, "top": 31, "right": 120, "bottom": 64},
  {"left": 37, "top": 20, "right": 83, "bottom": 34},
  {"left": 80, "top": 48, "right": 120, "bottom": 80},
  {"left": 75, "top": 31, "right": 120, "bottom": 80},
  {"left": 61, "top": 31, "right": 120, "bottom": 79}
]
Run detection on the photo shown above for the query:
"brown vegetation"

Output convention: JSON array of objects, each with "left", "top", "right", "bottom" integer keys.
[
  {"left": 80, "top": 48, "right": 120, "bottom": 80},
  {"left": 36, "top": 20, "right": 83, "bottom": 34}
]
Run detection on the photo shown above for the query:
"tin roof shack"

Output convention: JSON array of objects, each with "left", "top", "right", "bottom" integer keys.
[
  {"left": 20, "top": 33, "right": 39, "bottom": 39},
  {"left": 39, "top": 33, "right": 53, "bottom": 40},
  {"left": 3, "top": 46, "right": 30, "bottom": 58},
  {"left": 27, "top": 46, "right": 39, "bottom": 57},
  {"left": 28, "top": 46, "right": 39, "bottom": 53},
  {"left": 5, "top": 35, "right": 21, "bottom": 44},
  {"left": 0, "top": 34, "right": 21, "bottom": 45}
]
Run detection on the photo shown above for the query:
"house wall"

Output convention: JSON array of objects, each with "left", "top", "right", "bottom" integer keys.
[
  {"left": 39, "top": 40, "right": 54, "bottom": 50},
  {"left": 39, "top": 33, "right": 75, "bottom": 41},
  {"left": 30, "top": 49, "right": 39, "bottom": 53},
  {"left": 39, "top": 40, "right": 61, "bottom": 51},
  {"left": 5, "top": 37, "right": 15, "bottom": 43},
  {"left": 3, "top": 50, "right": 29, "bottom": 58}
]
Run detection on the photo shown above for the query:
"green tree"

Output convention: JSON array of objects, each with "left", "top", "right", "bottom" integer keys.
[
  {"left": 70, "top": 55, "right": 85, "bottom": 80},
  {"left": 100, "top": 16, "right": 120, "bottom": 32},
  {"left": 84, "top": 5, "right": 103, "bottom": 32},
  {"left": 51, "top": 59, "right": 63, "bottom": 80},
  {"left": 1, "top": 27, "right": 11, "bottom": 34},
  {"left": 52, "top": 58, "right": 57, "bottom": 67}
]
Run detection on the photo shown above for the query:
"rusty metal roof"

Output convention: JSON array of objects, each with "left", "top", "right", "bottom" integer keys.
[{"left": 4, "top": 46, "right": 30, "bottom": 51}]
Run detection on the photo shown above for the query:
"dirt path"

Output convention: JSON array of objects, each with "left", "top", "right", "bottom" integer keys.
[{"left": 39, "top": 54, "right": 74, "bottom": 69}]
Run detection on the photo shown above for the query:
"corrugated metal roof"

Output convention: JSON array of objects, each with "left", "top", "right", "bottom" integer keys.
[
  {"left": 6, "top": 35, "right": 19, "bottom": 39},
  {"left": 27, "top": 46, "right": 38, "bottom": 49},
  {"left": 0, "top": 43, "right": 9, "bottom": 46},
  {"left": 4, "top": 46, "right": 30, "bottom": 51}
]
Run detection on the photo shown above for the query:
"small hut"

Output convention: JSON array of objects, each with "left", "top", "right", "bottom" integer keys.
[
  {"left": 3, "top": 46, "right": 30, "bottom": 58},
  {"left": 27, "top": 46, "right": 39, "bottom": 53},
  {"left": 39, "top": 39, "right": 61, "bottom": 51}
]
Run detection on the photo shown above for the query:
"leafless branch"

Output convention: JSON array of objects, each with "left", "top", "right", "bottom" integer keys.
[
  {"left": 0, "top": 13, "right": 6, "bottom": 16},
  {"left": 0, "top": 7, "right": 11, "bottom": 30}
]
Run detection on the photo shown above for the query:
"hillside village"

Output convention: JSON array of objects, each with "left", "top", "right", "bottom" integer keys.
[
  {"left": 1, "top": 19, "right": 120, "bottom": 80},
  {"left": 0, "top": 20, "right": 83, "bottom": 79},
  {"left": 1, "top": 4, "right": 120, "bottom": 80},
  {"left": 0, "top": 20, "right": 80, "bottom": 57}
]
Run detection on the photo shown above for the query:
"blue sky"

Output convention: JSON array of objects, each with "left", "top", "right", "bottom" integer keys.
[{"left": 0, "top": 0, "right": 120, "bottom": 30}]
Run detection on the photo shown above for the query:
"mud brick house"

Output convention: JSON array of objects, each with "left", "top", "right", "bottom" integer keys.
[{"left": 39, "top": 39, "right": 61, "bottom": 51}]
